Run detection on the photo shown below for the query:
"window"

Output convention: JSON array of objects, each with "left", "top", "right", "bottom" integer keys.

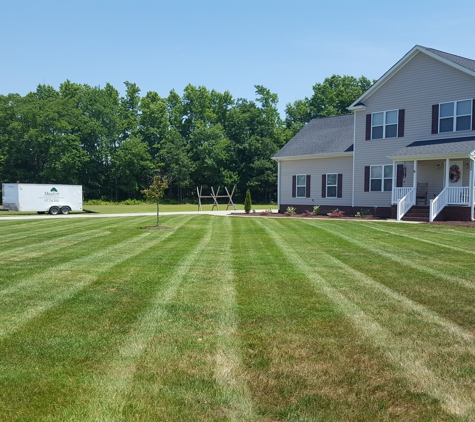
[
  {"left": 372, "top": 110, "right": 398, "bottom": 139},
  {"left": 296, "top": 174, "right": 306, "bottom": 198},
  {"left": 439, "top": 100, "right": 472, "bottom": 133},
  {"left": 370, "top": 165, "right": 392, "bottom": 192},
  {"left": 326, "top": 173, "right": 337, "bottom": 198}
]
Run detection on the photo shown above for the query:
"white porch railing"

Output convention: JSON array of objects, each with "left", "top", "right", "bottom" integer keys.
[
  {"left": 392, "top": 187, "right": 413, "bottom": 204},
  {"left": 396, "top": 187, "right": 415, "bottom": 221},
  {"left": 429, "top": 187, "right": 470, "bottom": 222}
]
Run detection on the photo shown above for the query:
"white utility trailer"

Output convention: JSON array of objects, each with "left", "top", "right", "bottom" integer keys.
[{"left": 2, "top": 183, "right": 83, "bottom": 215}]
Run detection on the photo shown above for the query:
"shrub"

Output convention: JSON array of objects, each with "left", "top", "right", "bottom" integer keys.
[
  {"left": 244, "top": 189, "right": 252, "bottom": 214},
  {"left": 312, "top": 205, "right": 320, "bottom": 216},
  {"left": 286, "top": 206, "right": 296, "bottom": 215},
  {"left": 327, "top": 209, "right": 345, "bottom": 218},
  {"left": 122, "top": 199, "right": 145, "bottom": 205}
]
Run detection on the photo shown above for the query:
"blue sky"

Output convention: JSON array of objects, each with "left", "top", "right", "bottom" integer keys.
[{"left": 1, "top": 0, "right": 474, "bottom": 116}]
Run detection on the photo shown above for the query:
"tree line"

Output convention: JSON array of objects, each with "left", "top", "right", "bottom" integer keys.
[{"left": 0, "top": 75, "right": 372, "bottom": 202}]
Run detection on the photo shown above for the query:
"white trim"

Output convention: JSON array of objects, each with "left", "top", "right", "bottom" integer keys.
[
  {"left": 273, "top": 152, "right": 353, "bottom": 162},
  {"left": 326, "top": 173, "right": 338, "bottom": 198},
  {"left": 277, "top": 161, "right": 281, "bottom": 210},
  {"left": 438, "top": 99, "right": 473, "bottom": 133},
  {"left": 296, "top": 174, "right": 306, "bottom": 198},
  {"left": 388, "top": 152, "right": 472, "bottom": 161},
  {"left": 370, "top": 164, "right": 393, "bottom": 192},
  {"left": 371, "top": 109, "right": 399, "bottom": 139},
  {"left": 469, "top": 149, "right": 475, "bottom": 221}
]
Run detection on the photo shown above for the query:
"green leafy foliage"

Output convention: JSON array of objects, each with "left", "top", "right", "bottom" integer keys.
[{"left": 0, "top": 76, "right": 371, "bottom": 203}]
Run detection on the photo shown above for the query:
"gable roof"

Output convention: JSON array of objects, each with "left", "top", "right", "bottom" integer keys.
[
  {"left": 273, "top": 114, "right": 354, "bottom": 160},
  {"left": 388, "top": 135, "right": 475, "bottom": 160},
  {"left": 349, "top": 45, "right": 475, "bottom": 110}
]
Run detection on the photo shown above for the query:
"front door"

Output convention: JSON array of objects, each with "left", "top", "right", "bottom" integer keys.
[{"left": 449, "top": 161, "right": 463, "bottom": 187}]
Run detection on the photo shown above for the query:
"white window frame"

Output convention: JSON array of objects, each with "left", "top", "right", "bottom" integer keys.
[
  {"left": 296, "top": 174, "right": 306, "bottom": 198},
  {"left": 439, "top": 99, "right": 472, "bottom": 133},
  {"left": 370, "top": 165, "right": 393, "bottom": 192},
  {"left": 326, "top": 173, "right": 337, "bottom": 198},
  {"left": 371, "top": 110, "right": 398, "bottom": 139}
]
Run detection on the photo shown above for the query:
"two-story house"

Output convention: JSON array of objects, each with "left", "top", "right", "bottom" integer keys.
[{"left": 273, "top": 45, "right": 475, "bottom": 221}]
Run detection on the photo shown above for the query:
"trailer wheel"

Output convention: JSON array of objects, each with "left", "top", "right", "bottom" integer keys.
[
  {"left": 49, "top": 206, "right": 60, "bottom": 215},
  {"left": 60, "top": 206, "right": 71, "bottom": 215}
]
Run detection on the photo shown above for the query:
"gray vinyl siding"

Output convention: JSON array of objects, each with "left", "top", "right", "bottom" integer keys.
[
  {"left": 354, "top": 51, "right": 475, "bottom": 207},
  {"left": 279, "top": 156, "right": 353, "bottom": 207}
]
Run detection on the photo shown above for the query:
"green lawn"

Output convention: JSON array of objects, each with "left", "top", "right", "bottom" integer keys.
[{"left": 1, "top": 215, "right": 475, "bottom": 421}]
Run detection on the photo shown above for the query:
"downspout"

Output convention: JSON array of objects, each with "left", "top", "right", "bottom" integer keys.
[
  {"left": 277, "top": 160, "right": 281, "bottom": 213},
  {"left": 469, "top": 150, "right": 475, "bottom": 221}
]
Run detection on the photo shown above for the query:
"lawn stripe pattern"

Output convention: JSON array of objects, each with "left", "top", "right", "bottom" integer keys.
[
  {"left": 70, "top": 216, "right": 196, "bottom": 421},
  {"left": 359, "top": 221, "right": 475, "bottom": 257},
  {"left": 312, "top": 220, "right": 475, "bottom": 291},
  {"left": 257, "top": 218, "right": 475, "bottom": 417},
  {"left": 0, "top": 217, "right": 185, "bottom": 340},
  {"left": 212, "top": 217, "right": 254, "bottom": 421},
  {"left": 2, "top": 216, "right": 475, "bottom": 420}
]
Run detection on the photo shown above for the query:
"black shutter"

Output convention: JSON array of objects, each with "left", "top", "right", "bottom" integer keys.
[
  {"left": 398, "top": 109, "right": 405, "bottom": 138},
  {"left": 472, "top": 99, "right": 475, "bottom": 131},
  {"left": 396, "top": 164, "right": 404, "bottom": 187},
  {"left": 337, "top": 174, "right": 343, "bottom": 198},
  {"left": 292, "top": 175, "right": 296, "bottom": 198},
  {"left": 432, "top": 104, "right": 439, "bottom": 134},
  {"left": 364, "top": 166, "right": 370, "bottom": 192},
  {"left": 306, "top": 175, "right": 311, "bottom": 198},
  {"left": 321, "top": 174, "right": 326, "bottom": 198},
  {"left": 365, "top": 114, "right": 371, "bottom": 140}
]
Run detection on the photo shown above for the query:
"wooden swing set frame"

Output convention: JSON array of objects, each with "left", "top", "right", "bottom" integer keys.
[{"left": 196, "top": 186, "right": 236, "bottom": 211}]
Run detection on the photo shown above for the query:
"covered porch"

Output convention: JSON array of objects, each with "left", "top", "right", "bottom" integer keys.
[{"left": 388, "top": 137, "right": 475, "bottom": 222}]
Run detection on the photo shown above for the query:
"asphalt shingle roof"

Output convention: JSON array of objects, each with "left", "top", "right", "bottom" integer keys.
[
  {"left": 389, "top": 135, "right": 475, "bottom": 158},
  {"left": 424, "top": 46, "right": 475, "bottom": 73},
  {"left": 273, "top": 114, "right": 354, "bottom": 159}
]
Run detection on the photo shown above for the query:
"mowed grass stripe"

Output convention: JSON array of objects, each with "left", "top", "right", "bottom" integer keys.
[
  {"left": 274, "top": 219, "right": 475, "bottom": 345},
  {"left": 208, "top": 217, "right": 254, "bottom": 420},
  {"left": 71, "top": 216, "right": 217, "bottom": 421},
  {"left": 359, "top": 221, "right": 475, "bottom": 257},
  {"left": 256, "top": 218, "right": 475, "bottom": 417},
  {"left": 115, "top": 216, "right": 254, "bottom": 421},
  {"left": 0, "top": 218, "right": 102, "bottom": 244},
  {"left": 312, "top": 220, "right": 475, "bottom": 291},
  {"left": 0, "top": 218, "right": 187, "bottom": 340},
  {"left": 0, "top": 228, "right": 111, "bottom": 265}
]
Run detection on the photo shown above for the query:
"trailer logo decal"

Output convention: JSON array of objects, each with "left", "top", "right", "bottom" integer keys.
[{"left": 50, "top": 187, "right": 58, "bottom": 192}]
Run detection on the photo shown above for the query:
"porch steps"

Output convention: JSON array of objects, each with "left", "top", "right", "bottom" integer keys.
[{"left": 402, "top": 206, "right": 429, "bottom": 222}]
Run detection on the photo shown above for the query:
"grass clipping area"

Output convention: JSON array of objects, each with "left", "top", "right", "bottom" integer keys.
[{"left": 0, "top": 215, "right": 475, "bottom": 421}]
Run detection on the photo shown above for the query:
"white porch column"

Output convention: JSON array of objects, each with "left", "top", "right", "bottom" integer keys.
[
  {"left": 445, "top": 158, "right": 450, "bottom": 188},
  {"left": 392, "top": 161, "right": 397, "bottom": 204},
  {"left": 413, "top": 160, "right": 418, "bottom": 187},
  {"left": 277, "top": 160, "right": 281, "bottom": 212},
  {"left": 470, "top": 150, "right": 475, "bottom": 221}
]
